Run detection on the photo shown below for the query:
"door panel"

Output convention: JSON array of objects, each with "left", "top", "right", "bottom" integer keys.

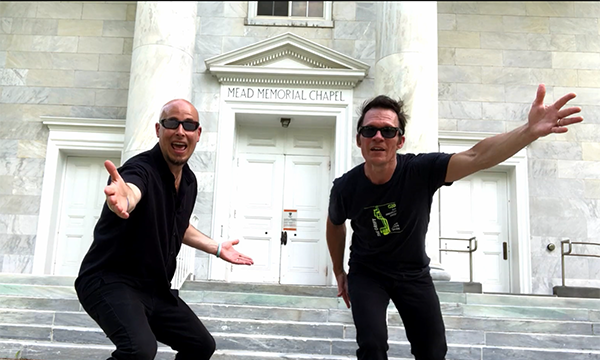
[
  {"left": 54, "top": 156, "right": 119, "bottom": 275},
  {"left": 440, "top": 171, "right": 510, "bottom": 292},
  {"left": 228, "top": 154, "right": 284, "bottom": 283},
  {"left": 280, "top": 156, "right": 329, "bottom": 285}
]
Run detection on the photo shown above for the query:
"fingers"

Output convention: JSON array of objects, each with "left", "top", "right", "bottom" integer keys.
[
  {"left": 104, "top": 160, "right": 121, "bottom": 181},
  {"left": 342, "top": 293, "right": 351, "bottom": 308},
  {"left": 557, "top": 107, "right": 582, "bottom": 120},
  {"left": 105, "top": 194, "right": 129, "bottom": 219},
  {"left": 337, "top": 288, "right": 350, "bottom": 308},
  {"left": 553, "top": 91, "right": 577, "bottom": 110},
  {"left": 233, "top": 253, "right": 254, "bottom": 265},
  {"left": 532, "top": 84, "right": 546, "bottom": 107},
  {"left": 223, "top": 241, "right": 254, "bottom": 265},
  {"left": 557, "top": 115, "right": 584, "bottom": 127}
]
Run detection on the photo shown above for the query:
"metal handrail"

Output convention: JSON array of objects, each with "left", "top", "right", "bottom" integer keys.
[
  {"left": 439, "top": 237, "right": 478, "bottom": 282},
  {"left": 560, "top": 239, "right": 600, "bottom": 286}
]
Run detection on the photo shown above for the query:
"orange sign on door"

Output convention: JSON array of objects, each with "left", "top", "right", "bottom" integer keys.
[{"left": 283, "top": 209, "right": 297, "bottom": 231}]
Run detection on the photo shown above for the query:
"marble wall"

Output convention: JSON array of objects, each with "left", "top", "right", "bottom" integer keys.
[
  {"left": 0, "top": 1, "right": 135, "bottom": 272},
  {"left": 437, "top": 1, "right": 600, "bottom": 293}
]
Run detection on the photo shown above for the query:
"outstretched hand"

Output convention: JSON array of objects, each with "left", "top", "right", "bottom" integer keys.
[
  {"left": 104, "top": 160, "right": 131, "bottom": 219},
  {"left": 218, "top": 239, "right": 254, "bottom": 265},
  {"left": 528, "top": 84, "right": 583, "bottom": 137}
]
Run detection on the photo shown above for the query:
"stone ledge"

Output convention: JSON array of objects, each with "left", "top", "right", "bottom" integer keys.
[{"left": 553, "top": 286, "right": 600, "bottom": 299}]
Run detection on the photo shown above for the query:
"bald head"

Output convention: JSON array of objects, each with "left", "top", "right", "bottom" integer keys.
[{"left": 160, "top": 99, "right": 199, "bottom": 123}]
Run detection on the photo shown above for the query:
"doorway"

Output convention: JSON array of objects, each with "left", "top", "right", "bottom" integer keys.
[
  {"left": 439, "top": 170, "right": 511, "bottom": 292},
  {"left": 226, "top": 118, "right": 334, "bottom": 285},
  {"left": 53, "top": 156, "right": 119, "bottom": 275}
]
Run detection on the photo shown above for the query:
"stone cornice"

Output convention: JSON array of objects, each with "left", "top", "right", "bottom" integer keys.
[{"left": 41, "top": 116, "right": 126, "bottom": 131}]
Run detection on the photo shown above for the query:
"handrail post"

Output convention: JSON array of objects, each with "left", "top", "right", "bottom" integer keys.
[
  {"left": 561, "top": 240, "right": 567, "bottom": 286},
  {"left": 560, "top": 239, "right": 574, "bottom": 287},
  {"left": 469, "top": 246, "right": 473, "bottom": 283}
]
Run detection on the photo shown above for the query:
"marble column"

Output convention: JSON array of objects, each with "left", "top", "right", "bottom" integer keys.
[
  {"left": 122, "top": 1, "right": 198, "bottom": 162},
  {"left": 375, "top": 2, "right": 450, "bottom": 280}
]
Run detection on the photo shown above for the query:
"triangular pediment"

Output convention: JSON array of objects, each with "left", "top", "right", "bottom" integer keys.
[{"left": 205, "top": 32, "right": 369, "bottom": 88}]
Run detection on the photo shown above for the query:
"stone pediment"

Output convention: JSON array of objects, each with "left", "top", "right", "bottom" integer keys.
[{"left": 205, "top": 32, "right": 369, "bottom": 88}]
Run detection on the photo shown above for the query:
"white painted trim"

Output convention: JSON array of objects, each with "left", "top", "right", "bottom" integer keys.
[
  {"left": 209, "top": 89, "right": 354, "bottom": 285},
  {"left": 32, "top": 117, "right": 125, "bottom": 275},
  {"left": 438, "top": 131, "right": 532, "bottom": 294}
]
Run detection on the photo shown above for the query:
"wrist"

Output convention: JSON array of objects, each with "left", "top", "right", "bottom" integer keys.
[
  {"left": 216, "top": 243, "right": 222, "bottom": 258},
  {"left": 333, "top": 266, "right": 346, "bottom": 276}
]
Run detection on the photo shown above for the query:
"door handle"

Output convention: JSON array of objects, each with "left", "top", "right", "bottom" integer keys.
[
  {"left": 280, "top": 231, "right": 287, "bottom": 246},
  {"left": 502, "top": 242, "right": 508, "bottom": 260}
]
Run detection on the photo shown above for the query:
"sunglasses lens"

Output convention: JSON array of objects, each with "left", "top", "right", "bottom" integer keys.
[
  {"left": 381, "top": 128, "right": 398, "bottom": 138},
  {"left": 162, "top": 119, "right": 179, "bottom": 129},
  {"left": 360, "top": 127, "right": 377, "bottom": 138},
  {"left": 182, "top": 122, "right": 199, "bottom": 131}
]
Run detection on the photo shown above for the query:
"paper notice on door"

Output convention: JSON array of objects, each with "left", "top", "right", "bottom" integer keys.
[{"left": 283, "top": 209, "right": 297, "bottom": 231}]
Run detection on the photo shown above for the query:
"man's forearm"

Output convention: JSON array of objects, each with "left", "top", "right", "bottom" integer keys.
[
  {"left": 446, "top": 124, "right": 538, "bottom": 182},
  {"left": 469, "top": 124, "right": 537, "bottom": 170},
  {"left": 326, "top": 218, "right": 347, "bottom": 275},
  {"left": 182, "top": 224, "right": 218, "bottom": 255}
]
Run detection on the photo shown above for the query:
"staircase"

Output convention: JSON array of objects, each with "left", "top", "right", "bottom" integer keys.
[{"left": 1, "top": 274, "right": 600, "bottom": 360}]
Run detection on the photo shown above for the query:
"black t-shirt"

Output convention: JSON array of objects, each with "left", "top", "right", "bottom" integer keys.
[
  {"left": 76, "top": 143, "right": 197, "bottom": 293},
  {"left": 328, "top": 152, "right": 453, "bottom": 278}
]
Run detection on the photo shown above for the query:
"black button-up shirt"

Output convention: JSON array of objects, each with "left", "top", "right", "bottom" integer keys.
[{"left": 76, "top": 143, "right": 197, "bottom": 295}]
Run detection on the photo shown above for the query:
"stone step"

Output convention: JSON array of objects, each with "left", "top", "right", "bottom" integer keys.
[
  {"left": 3, "top": 276, "right": 600, "bottom": 313},
  {"left": 2, "top": 337, "right": 600, "bottom": 360},
  {"left": 1, "top": 288, "right": 599, "bottom": 326},
  {"left": 0, "top": 274, "right": 477, "bottom": 296},
  {"left": 1, "top": 305, "right": 597, "bottom": 339},
  {"left": 0, "top": 274, "right": 75, "bottom": 287},
  {"left": 2, "top": 312, "right": 600, "bottom": 353}
]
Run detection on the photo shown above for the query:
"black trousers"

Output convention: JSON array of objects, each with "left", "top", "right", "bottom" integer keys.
[
  {"left": 347, "top": 266, "right": 447, "bottom": 360},
  {"left": 75, "top": 277, "right": 215, "bottom": 360}
]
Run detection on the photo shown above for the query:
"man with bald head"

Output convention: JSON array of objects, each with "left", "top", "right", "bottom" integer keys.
[{"left": 75, "top": 99, "right": 253, "bottom": 360}]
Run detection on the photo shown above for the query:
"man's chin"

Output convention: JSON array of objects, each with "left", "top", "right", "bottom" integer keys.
[{"left": 167, "top": 155, "right": 188, "bottom": 166}]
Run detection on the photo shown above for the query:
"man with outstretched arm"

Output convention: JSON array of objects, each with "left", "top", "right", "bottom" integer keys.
[
  {"left": 326, "top": 84, "right": 582, "bottom": 360},
  {"left": 75, "top": 99, "right": 253, "bottom": 360}
]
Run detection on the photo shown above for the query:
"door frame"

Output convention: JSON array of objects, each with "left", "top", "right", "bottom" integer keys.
[
  {"left": 439, "top": 131, "right": 532, "bottom": 294},
  {"left": 209, "top": 91, "right": 355, "bottom": 285},
  {"left": 32, "top": 117, "right": 125, "bottom": 275}
]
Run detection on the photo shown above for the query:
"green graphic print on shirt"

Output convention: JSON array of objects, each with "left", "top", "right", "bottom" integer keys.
[{"left": 366, "top": 202, "right": 403, "bottom": 237}]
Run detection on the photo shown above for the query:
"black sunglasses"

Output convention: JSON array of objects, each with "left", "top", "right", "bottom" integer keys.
[
  {"left": 160, "top": 118, "right": 200, "bottom": 132},
  {"left": 358, "top": 126, "right": 402, "bottom": 139}
]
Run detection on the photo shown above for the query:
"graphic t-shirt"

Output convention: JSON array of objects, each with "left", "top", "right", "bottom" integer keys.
[{"left": 328, "top": 153, "right": 453, "bottom": 278}]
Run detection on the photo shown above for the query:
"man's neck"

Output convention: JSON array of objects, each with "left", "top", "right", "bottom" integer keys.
[
  {"left": 168, "top": 164, "right": 184, "bottom": 191},
  {"left": 364, "top": 158, "right": 397, "bottom": 185}
]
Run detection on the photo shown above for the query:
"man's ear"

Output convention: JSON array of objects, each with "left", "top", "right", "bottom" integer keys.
[
  {"left": 397, "top": 135, "right": 405, "bottom": 150},
  {"left": 155, "top": 122, "right": 160, "bottom": 137},
  {"left": 356, "top": 133, "right": 361, "bottom": 147}
]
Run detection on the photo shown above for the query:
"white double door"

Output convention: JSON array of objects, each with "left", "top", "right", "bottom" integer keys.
[
  {"left": 439, "top": 171, "right": 510, "bottom": 293},
  {"left": 227, "top": 126, "right": 332, "bottom": 285}
]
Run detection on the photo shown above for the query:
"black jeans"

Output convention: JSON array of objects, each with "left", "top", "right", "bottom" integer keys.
[
  {"left": 75, "top": 277, "right": 215, "bottom": 360},
  {"left": 347, "top": 266, "right": 447, "bottom": 360}
]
